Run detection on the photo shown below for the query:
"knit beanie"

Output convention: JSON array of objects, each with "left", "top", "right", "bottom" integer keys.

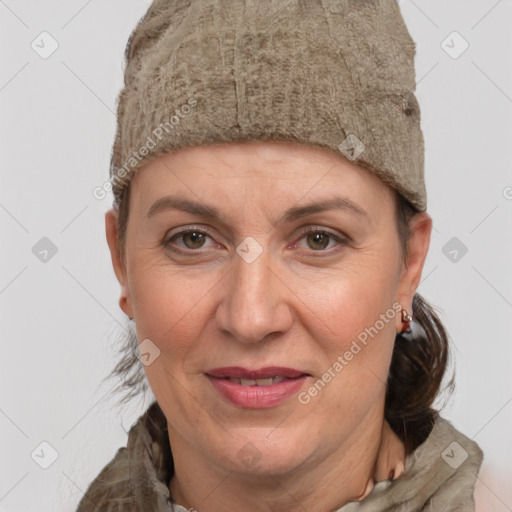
[{"left": 109, "top": 0, "right": 427, "bottom": 212}]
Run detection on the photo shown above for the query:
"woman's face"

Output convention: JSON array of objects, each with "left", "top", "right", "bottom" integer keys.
[{"left": 106, "top": 140, "right": 431, "bottom": 477}]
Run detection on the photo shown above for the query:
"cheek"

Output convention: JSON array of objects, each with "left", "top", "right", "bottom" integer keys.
[
  {"left": 297, "top": 254, "right": 399, "bottom": 401},
  {"left": 301, "top": 280, "right": 397, "bottom": 423},
  {"left": 300, "top": 254, "right": 399, "bottom": 348},
  {"left": 127, "top": 258, "right": 219, "bottom": 365},
  {"left": 319, "top": 281, "right": 396, "bottom": 382}
]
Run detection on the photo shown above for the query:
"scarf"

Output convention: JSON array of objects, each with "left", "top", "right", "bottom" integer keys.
[{"left": 76, "top": 401, "right": 483, "bottom": 512}]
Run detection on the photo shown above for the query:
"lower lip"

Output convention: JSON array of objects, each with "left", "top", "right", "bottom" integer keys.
[{"left": 206, "top": 375, "right": 309, "bottom": 409}]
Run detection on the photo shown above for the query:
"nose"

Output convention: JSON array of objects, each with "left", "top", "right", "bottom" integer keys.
[{"left": 214, "top": 244, "right": 293, "bottom": 345}]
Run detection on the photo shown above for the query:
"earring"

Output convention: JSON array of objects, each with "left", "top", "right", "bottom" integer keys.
[
  {"left": 128, "top": 316, "right": 134, "bottom": 322},
  {"left": 399, "top": 308, "right": 412, "bottom": 334}
]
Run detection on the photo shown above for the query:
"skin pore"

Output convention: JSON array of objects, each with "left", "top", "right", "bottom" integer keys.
[{"left": 105, "top": 140, "right": 432, "bottom": 512}]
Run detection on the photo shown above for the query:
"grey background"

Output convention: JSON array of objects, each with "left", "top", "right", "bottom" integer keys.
[{"left": 1, "top": 1, "right": 511, "bottom": 510}]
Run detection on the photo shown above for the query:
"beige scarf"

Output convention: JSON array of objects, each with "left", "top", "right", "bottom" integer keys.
[{"left": 76, "top": 401, "right": 483, "bottom": 512}]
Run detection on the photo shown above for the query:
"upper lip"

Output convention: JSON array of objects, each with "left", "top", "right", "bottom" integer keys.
[{"left": 206, "top": 366, "right": 309, "bottom": 379}]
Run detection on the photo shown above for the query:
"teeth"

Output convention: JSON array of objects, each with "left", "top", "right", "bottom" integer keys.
[
  {"left": 228, "top": 376, "right": 287, "bottom": 386},
  {"left": 256, "top": 378, "right": 274, "bottom": 386}
]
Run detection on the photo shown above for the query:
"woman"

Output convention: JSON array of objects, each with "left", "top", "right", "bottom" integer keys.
[{"left": 77, "top": 1, "right": 483, "bottom": 511}]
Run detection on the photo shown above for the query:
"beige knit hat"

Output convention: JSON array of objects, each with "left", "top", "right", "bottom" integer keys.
[{"left": 109, "top": 0, "right": 426, "bottom": 212}]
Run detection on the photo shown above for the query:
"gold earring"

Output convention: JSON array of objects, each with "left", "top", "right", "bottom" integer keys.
[{"left": 398, "top": 308, "right": 412, "bottom": 333}]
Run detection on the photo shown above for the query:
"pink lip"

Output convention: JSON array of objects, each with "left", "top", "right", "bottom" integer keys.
[{"left": 205, "top": 367, "right": 310, "bottom": 409}]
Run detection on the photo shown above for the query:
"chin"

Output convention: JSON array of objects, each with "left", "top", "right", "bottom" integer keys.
[{"left": 213, "top": 429, "right": 316, "bottom": 476}]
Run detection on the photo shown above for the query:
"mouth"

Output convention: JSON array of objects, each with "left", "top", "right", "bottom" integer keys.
[
  {"left": 218, "top": 376, "right": 289, "bottom": 386},
  {"left": 205, "top": 366, "right": 311, "bottom": 408},
  {"left": 206, "top": 366, "right": 309, "bottom": 382}
]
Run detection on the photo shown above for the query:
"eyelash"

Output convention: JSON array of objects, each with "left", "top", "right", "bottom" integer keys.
[{"left": 163, "top": 225, "right": 348, "bottom": 256}]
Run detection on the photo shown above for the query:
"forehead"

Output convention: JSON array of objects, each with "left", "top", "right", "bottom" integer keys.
[{"left": 129, "top": 140, "right": 395, "bottom": 216}]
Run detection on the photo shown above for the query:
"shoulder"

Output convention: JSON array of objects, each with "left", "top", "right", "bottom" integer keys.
[
  {"left": 410, "top": 416, "right": 484, "bottom": 475},
  {"left": 75, "top": 400, "right": 173, "bottom": 512},
  {"left": 75, "top": 445, "right": 132, "bottom": 512},
  {"left": 403, "top": 416, "right": 484, "bottom": 509}
]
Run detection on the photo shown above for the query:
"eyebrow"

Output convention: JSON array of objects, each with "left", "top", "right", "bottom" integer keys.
[{"left": 145, "top": 195, "right": 369, "bottom": 224}]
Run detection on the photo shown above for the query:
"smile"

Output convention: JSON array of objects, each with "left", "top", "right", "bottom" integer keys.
[{"left": 205, "top": 366, "right": 311, "bottom": 408}]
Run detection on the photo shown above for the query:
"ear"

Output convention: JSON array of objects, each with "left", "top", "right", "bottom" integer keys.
[
  {"left": 105, "top": 208, "right": 134, "bottom": 319},
  {"left": 395, "top": 212, "right": 432, "bottom": 331}
]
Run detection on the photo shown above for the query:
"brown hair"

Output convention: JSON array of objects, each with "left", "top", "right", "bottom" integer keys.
[
  {"left": 105, "top": 184, "right": 453, "bottom": 454},
  {"left": 389, "top": 193, "right": 454, "bottom": 453}
]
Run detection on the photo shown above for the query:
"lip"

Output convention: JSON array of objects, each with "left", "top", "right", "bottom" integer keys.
[
  {"left": 205, "top": 366, "right": 310, "bottom": 409},
  {"left": 206, "top": 366, "right": 307, "bottom": 379}
]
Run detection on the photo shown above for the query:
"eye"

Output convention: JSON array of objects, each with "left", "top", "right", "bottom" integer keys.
[
  {"left": 163, "top": 227, "right": 216, "bottom": 252},
  {"left": 294, "top": 227, "right": 348, "bottom": 253},
  {"left": 163, "top": 226, "right": 348, "bottom": 255}
]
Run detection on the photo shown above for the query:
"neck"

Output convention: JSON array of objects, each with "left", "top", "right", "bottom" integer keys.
[{"left": 167, "top": 408, "right": 405, "bottom": 512}]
